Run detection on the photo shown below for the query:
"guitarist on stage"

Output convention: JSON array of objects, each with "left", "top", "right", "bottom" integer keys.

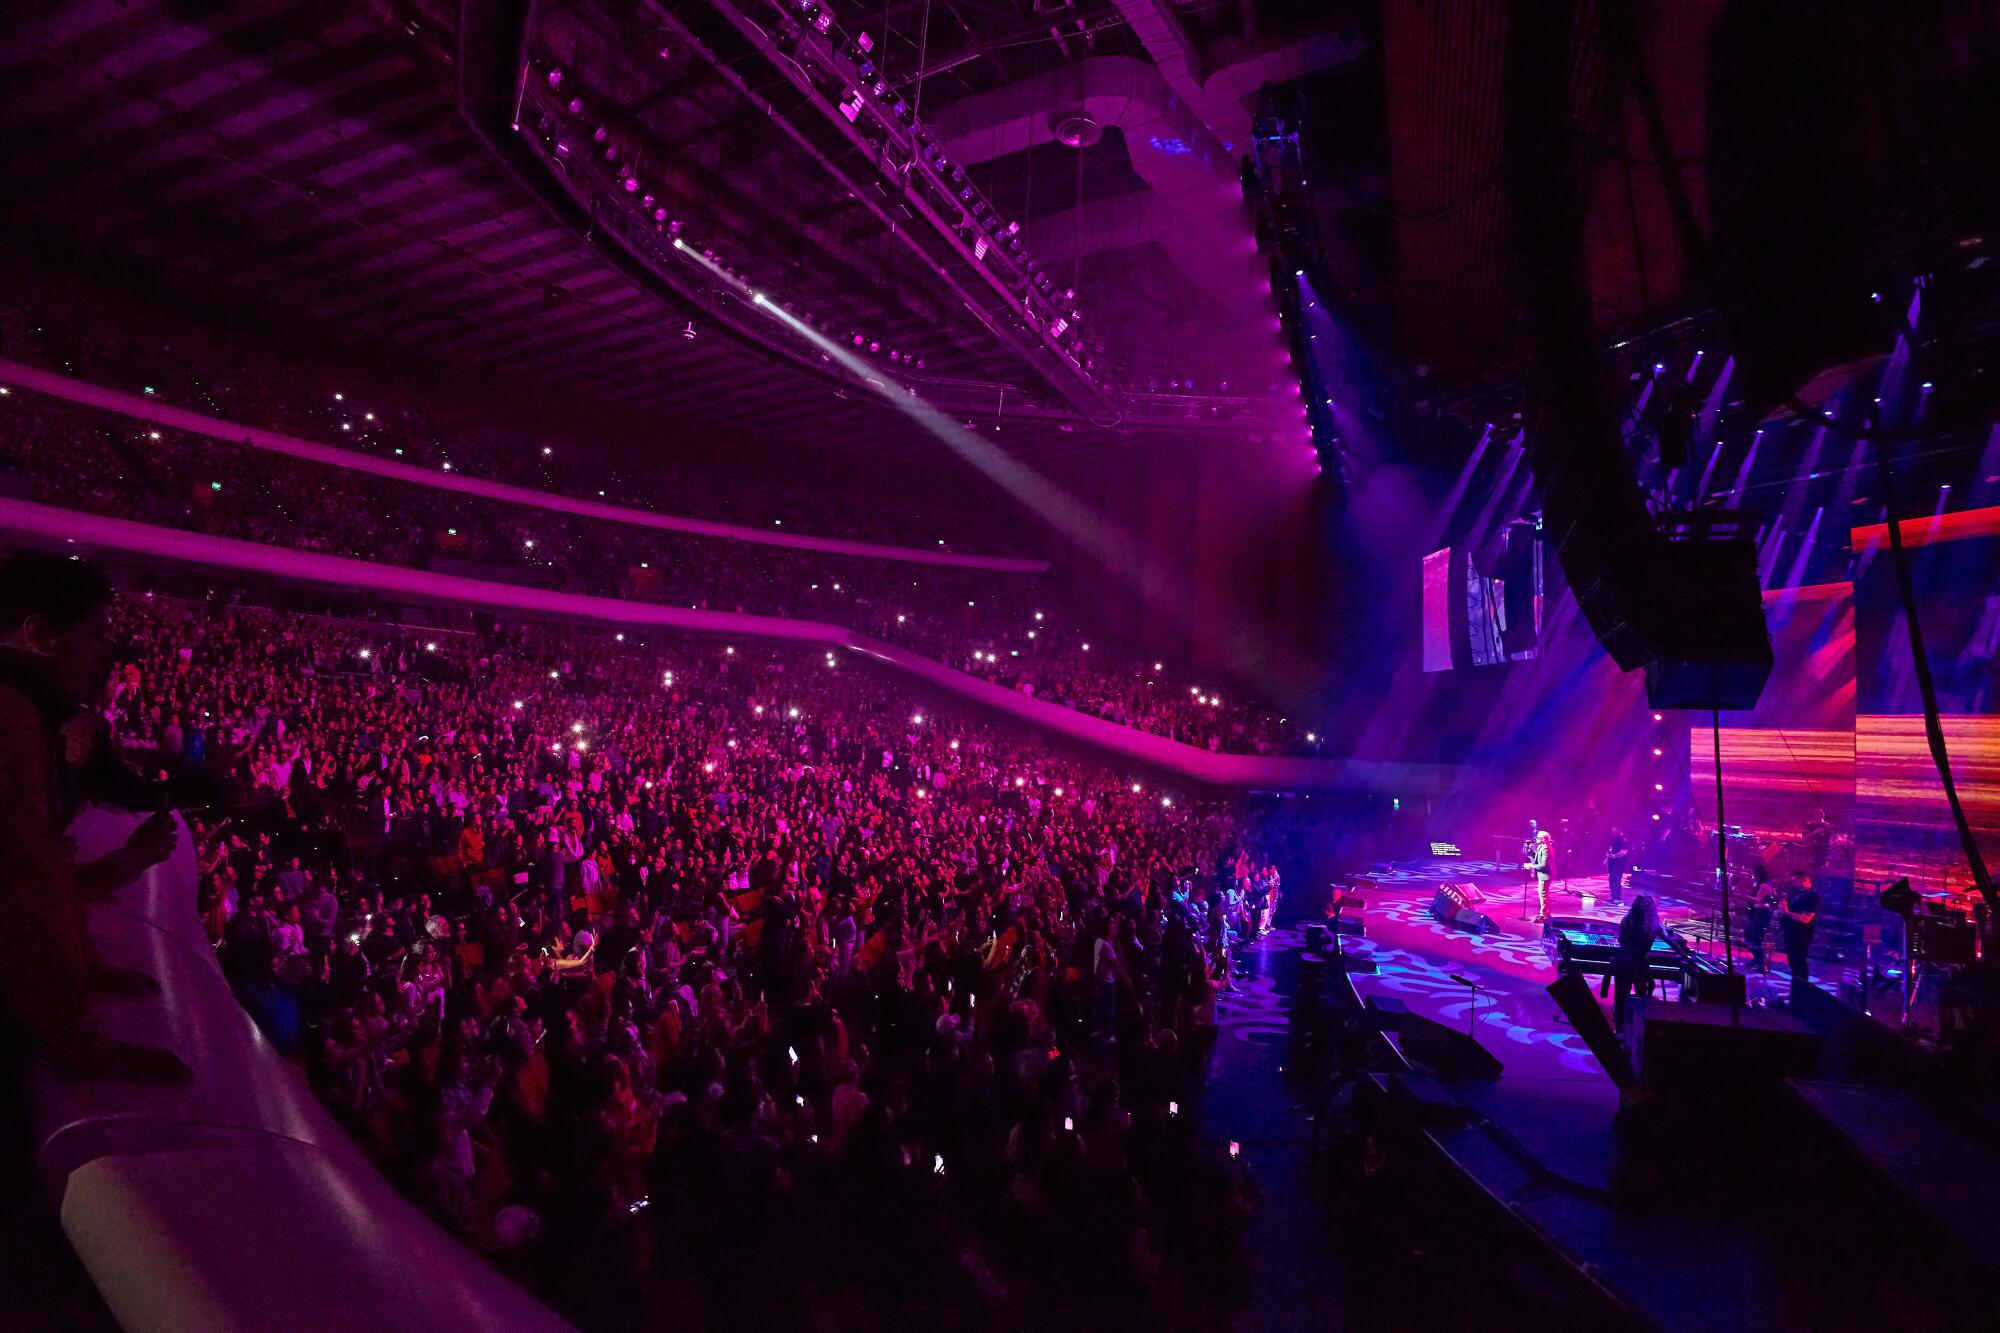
[{"left": 1524, "top": 828, "right": 1555, "bottom": 924}]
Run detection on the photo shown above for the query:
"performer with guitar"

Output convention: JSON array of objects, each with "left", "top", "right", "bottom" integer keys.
[{"left": 1524, "top": 827, "right": 1555, "bottom": 924}]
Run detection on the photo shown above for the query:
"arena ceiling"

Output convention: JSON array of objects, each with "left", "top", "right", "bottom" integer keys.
[
  {"left": 11, "top": 2, "right": 1979, "bottom": 472},
  {"left": 0, "top": 0, "right": 1358, "bottom": 469}
]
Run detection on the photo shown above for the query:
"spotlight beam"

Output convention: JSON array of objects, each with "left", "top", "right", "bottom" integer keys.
[{"left": 675, "top": 245, "right": 1279, "bottom": 677}]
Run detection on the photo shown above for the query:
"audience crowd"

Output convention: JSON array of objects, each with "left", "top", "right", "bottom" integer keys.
[
  {"left": 97, "top": 589, "right": 1293, "bottom": 1327},
  {"left": 0, "top": 372, "right": 1325, "bottom": 755}
]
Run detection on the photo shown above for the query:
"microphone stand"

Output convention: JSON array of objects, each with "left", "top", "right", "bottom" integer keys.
[{"left": 1449, "top": 973, "right": 1484, "bottom": 1037}]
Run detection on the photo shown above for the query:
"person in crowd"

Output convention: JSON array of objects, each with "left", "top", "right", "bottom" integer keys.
[
  {"left": 0, "top": 555, "right": 186, "bottom": 1081},
  {"left": 48, "top": 578, "right": 1290, "bottom": 1319}
]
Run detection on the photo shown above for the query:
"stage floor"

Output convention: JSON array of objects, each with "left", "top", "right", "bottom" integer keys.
[{"left": 1321, "top": 856, "right": 1807, "bottom": 1331}]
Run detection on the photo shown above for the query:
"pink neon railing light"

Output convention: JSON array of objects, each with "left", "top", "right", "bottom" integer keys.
[{"left": 0, "top": 357, "right": 1049, "bottom": 574}]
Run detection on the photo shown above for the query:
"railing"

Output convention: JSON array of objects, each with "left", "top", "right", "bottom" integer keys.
[
  {"left": 34, "top": 806, "right": 571, "bottom": 1332},
  {"left": 0, "top": 498, "right": 1449, "bottom": 797},
  {"left": 0, "top": 357, "right": 1050, "bottom": 573}
]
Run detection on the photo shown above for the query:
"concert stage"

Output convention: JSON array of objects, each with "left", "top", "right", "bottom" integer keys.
[{"left": 1313, "top": 856, "right": 1828, "bottom": 1331}]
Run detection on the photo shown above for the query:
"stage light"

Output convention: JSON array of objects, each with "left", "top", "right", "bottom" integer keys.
[
  {"left": 788, "top": 707, "right": 799, "bottom": 718},
  {"left": 358, "top": 648, "right": 371, "bottom": 659},
  {"left": 1306, "top": 732, "right": 1316, "bottom": 742},
  {"left": 1652, "top": 747, "right": 1663, "bottom": 756},
  {"left": 425, "top": 641, "right": 437, "bottom": 652},
  {"left": 949, "top": 739, "right": 960, "bottom": 750},
  {"left": 550, "top": 670, "right": 560, "bottom": 678},
  {"left": 1132, "top": 783, "right": 1141, "bottom": 793},
  {"left": 727, "top": 646, "right": 736, "bottom": 654},
  {"left": 1654, "top": 783, "right": 1664, "bottom": 791},
  {"left": 1161, "top": 796, "right": 1173, "bottom": 807},
  {"left": 1653, "top": 712, "right": 1662, "bottom": 721},
  {"left": 334, "top": 393, "right": 343, "bottom": 401},
  {"left": 912, "top": 714, "right": 923, "bottom": 724}
]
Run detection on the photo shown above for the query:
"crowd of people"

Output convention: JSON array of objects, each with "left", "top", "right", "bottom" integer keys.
[
  {"left": 0, "top": 300, "right": 1029, "bottom": 554},
  {"left": 0, "top": 340, "right": 1327, "bottom": 755},
  {"left": 11, "top": 559, "right": 1302, "bottom": 1327}
]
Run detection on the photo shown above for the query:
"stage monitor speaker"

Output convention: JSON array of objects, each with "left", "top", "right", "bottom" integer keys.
[
  {"left": 1685, "top": 968, "right": 1747, "bottom": 1006},
  {"left": 1397, "top": 1012, "right": 1504, "bottom": 1082},
  {"left": 1627, "top": 1000, "right": 1819, "bottom": 1094},
  {"left": 1546, "top": 971, "right": 1636, "bottom": 1089},
  {"left": 1429, "top": 886, "right": 1493, "bottom": 934}
]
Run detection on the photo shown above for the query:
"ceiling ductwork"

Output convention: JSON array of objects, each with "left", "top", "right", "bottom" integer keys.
[
  {"left": 1111, "top": 0, "right": 1367, "bottom": 152},
  {"left": 935, "top": 56, "right": 1259, "bottom": 331}
]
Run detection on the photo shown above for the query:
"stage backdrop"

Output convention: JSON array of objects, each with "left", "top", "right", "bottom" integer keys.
[
  {"left": 1691, "top": 582, "right": 1857, "bottom": 878},
  {"left": 1850, "top": 509, "right": 2000, "bottom": 892}
]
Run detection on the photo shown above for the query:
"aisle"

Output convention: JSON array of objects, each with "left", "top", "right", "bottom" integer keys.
[{"left": 1203, "top": 927, "right": 1352, "bottom": 1332}]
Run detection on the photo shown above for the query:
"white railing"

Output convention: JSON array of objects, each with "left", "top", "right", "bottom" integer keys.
[{"left": 34, "top": 806, "right": 572, "bottom": 1333}]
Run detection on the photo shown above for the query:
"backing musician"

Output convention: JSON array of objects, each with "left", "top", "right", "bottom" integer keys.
[
  {"left": 1605, "top": 827, "right": 1630, "bottom": 905},
  {"left": 1744, "top": 864, "right": 1779, "bottom": 973}
]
